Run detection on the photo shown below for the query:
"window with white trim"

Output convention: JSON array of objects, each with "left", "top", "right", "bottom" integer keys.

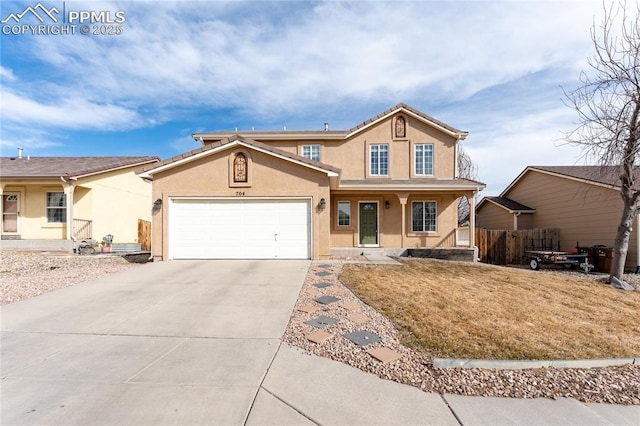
[
  {"left": 338, "top": 201, "right": 350, "bottom": 226},
  {"left": 46, "top": 192, "right": 66, "bottom": 223},
  {"left": 370, "top": 144, "right": 389, "bottom": 176},
  {"left": 415, "top": 144, "right": 434, "bottom": 175},
  {"left": 302, "top": 144, "right": 321, "bottom": 161},
  {"left": 412, "top": 201, "right": 436, "bottom": 232}
]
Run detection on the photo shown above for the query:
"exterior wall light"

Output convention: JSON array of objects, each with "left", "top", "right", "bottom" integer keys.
[
  {"left": 153, "top": 198, "right": 162, "bottom": 209},
  {"left": 385, "top": 200, "right": 390, "bottom": 209},
  {"left": 319, "top": 198, "right": 326, "bottom": 209}
]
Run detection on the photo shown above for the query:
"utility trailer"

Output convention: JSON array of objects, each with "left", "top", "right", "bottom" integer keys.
[{"left": 526, "top": 250, "right": 593, "bottom": 273}]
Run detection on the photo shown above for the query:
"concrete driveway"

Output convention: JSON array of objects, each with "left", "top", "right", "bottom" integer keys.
[
  {"left": 1, "top": 260, "right": 311, "bottom": 425},
  {"left": 3, "top": 260, "right": 637, "bottom": 425}
]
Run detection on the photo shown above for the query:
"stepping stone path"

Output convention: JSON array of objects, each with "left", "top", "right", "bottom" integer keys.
[
  {"left": 305, "top": 315, "right": 339, "bottom": 329},
  {"left": 315, "top": 271, "right": 332, "bottom": 277},
  {"left": 306, "top": 330, "right": 334, "bottom": 344},
  {"left": 317, "top": 264, "right": 332, "bottom": 269},
  {"left": 343, "top": 330, "right": 381, "bottom": 346},
  {"left": 314, "top": 295, "right": 340, "bottom": 305},
  {"left": 339, "top": 301, "right": 359, "bottom": 311},
  {"left": 305, "top": 287, "right": 322, "bottom": 296},
  {"left": 367, "top": 347, "right": 403, "bottom": 364},
  {"left": 298, "top": 304, "right": 320, "bottom": 314},
  {"left": 349, "top": 313, "right": 369, "bottom": 324},
  {"left": 313, "top": 282, "right": 333, "bottom": 288}
]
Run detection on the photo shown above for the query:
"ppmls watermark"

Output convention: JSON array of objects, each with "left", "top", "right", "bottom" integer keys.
[{"left": 1, "top": 2, "right": 126, "bottom": 36}]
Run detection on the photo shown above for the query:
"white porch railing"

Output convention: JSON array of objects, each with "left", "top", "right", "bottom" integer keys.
[
  {"left": 73, "top": 218, "right": 93, "bottom": 240},
  {"left": 456, "top": 227, "right": 470, "bottom": 247}
]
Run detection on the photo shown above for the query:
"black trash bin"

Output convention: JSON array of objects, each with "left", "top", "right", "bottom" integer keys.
[{"left": 594, "top": 246, "right": 614, "bottom": 273}]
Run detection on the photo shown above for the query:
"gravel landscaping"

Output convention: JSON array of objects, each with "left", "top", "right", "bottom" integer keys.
[
  {"left": 0, "top": 250, "right": 141, "bottom": 305},
  {"left": 3, "top": 251, "right": 638, "bottom": 405},
  {"left": 282, "top": 260, "right": 640, "bottom": 405}
]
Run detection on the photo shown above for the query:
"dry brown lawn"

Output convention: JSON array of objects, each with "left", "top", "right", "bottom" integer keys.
[{"left": 339, "top": 259, "right": 640, "bottom": 360}]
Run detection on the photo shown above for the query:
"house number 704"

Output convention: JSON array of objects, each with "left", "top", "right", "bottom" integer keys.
[{"left": 235, "top": 191, "right": 245, "bottom": 196}]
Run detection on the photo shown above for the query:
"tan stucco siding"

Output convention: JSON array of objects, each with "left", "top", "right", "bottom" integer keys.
[
  {"left": 329, "top": 192, "right": 459, "bottom": 248},
  {"left": 506, "top": 170, "right": 637, "bottom": 268},
  {"left": 258, "top": 113, "right": 458, "bottom": 180},
  {"left": 151, "top": 149, "right": 331, "bottom": 260},
  {"left": 476, "top": 202, "right": 514, "bottom": 230}
]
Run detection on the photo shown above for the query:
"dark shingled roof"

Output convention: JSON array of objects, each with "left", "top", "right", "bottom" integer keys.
[
  {"left": 484, "top": 196, "right": 535, "bottom": 212},
  {"left": 139, "top": 134, "right": 341, "bottom": 176},
  {"left": 0, "top": 156, "right": 158, "bottom": 179},
  {"left": 339, "top": 177, "right": 484, "bottom": 188},
  {"left": 192, "top": 103, "right": 467, "bottom": 140},
  {"left": 528, "top": 165, "right": 637, "bottom": 189},
  {"left": 347, "top": 103, "right": 466, "bottom": 136}
]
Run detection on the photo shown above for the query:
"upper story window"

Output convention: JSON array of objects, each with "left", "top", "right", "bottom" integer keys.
[
  {"left": 412, "top": 201, "right": 437, "bottom": 233},
  {"left": 302, "top": 144, "right": 321, "bottom": 162},
  {"left": 370, "top": 144, "right": 389, "bottom": 176},
  {"left": 46, "top": 192, "right": 66, "bottom": 223},
  {"left": 415, "top": 144, "right": 434, "bottom": 176}
]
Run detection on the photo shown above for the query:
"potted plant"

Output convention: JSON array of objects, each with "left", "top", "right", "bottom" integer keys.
[{"left": 101, "top": 234, "right": 114, "bottom": 253}]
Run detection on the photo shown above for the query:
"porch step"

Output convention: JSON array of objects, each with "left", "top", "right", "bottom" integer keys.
[
  {"left": 407, "top": 248, "right": 475, "bottom": 262},
  {"left": 330, "top": 247, "right": 407, "bottom": 257},
  {"left": 111, "top": 243, "right": 142, "bottom": 253}
]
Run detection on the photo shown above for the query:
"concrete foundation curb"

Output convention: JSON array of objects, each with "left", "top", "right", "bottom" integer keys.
[{"left": 433, "top": 357, "right": 639, "bottom": 370}]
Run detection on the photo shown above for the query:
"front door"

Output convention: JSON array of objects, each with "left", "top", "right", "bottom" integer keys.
[
  {"left": 359, "top": 202, "right": 378, "bottom": 246},
  {"left": 2, "top": 193, "right": 20, "bottom": 234}
]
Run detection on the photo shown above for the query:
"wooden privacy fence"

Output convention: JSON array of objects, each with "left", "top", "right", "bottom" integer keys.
[
  {"left": 475, "top": 228, "right": 560, "bottom": 265},
  {"left": 138, "top": 219, "right": 151, "bottom": 251}
]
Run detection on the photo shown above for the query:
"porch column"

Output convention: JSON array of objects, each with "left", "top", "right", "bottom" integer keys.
[
  {"left": 61, "top": 179, "right": 75, "bottom": 241},
  {"left": 468, "top": 193, "right": 476, "bottom": 249},
  {"left": 396, "top": 192, "right": 410, "bottom": 248}
]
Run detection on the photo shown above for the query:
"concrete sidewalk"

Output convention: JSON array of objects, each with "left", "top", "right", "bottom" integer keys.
[
  {"left": 1, "top": 259, "right": 638, "bottom": 425},
  {"left": 251, "top": 344, "right": 640, "bottom": 425}
]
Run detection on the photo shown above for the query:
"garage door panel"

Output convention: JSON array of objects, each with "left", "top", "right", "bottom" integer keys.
[{"left": 170, "top": 199, "right": 310, "bottom": 259}]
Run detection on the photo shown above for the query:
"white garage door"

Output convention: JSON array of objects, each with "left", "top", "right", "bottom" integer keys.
[{"left": 170, "top": 198, "right": 311, "bottom": 259}]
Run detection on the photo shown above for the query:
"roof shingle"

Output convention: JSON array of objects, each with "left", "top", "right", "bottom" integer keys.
[{"left": 0, "top": 156, "right": 158, "bottom": 179}]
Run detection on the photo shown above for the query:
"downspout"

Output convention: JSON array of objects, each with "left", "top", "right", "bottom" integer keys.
[{"left": 513, "top": 212, "right": 521, "bottom": 231}]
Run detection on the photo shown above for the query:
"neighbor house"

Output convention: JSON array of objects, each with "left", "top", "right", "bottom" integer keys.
[
  {"left": 0, "top": 154, "right": 159, "bottom": 251},
  {"left": 476, "top": 165, "right": 639, "bottom": 270},
  {"left": 138, "top": 103, "right": 485, "bottom": 260}
]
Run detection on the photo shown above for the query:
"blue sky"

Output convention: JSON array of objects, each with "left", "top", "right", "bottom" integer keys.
[{"left": 1, "top": 0, "right": 607, "bottom": 194}]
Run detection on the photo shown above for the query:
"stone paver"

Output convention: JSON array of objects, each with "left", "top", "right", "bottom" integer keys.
[
  {"left": 343, "top": 330, "right": 381, "bottom": 346},
  {"left": 297, "top": 304, "right": 320, "bottom": 314},
  {"left": 339, "top": 301, "right": 359, "bottom": 311},
  {"left": 306, "top": 330, "right": 334, "bottom": 344},
  {"left": 349, "top": 313, "right": 369, "bottom": 324},
  {"left": 367, "top": 347, "right": 403, "bottom": 364},
  {"left": 314, "top": 295, "right": 340, "bottom": 305}
]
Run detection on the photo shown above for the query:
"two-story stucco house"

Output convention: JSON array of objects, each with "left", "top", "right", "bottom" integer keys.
[{"left": 139, "top": 103, "right": 485, "bottom": 260}]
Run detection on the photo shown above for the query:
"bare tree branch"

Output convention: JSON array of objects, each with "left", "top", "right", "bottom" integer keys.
[{"left": 565, "top": 1, "right": 640, "bottom": 282}]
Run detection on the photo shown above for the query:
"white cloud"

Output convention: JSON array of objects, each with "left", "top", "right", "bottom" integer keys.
[
  {"left": 0, "top": 0, "right": 611, "bottom": 191},
  {"left": 14, "top": 1, "right": 603, "bottom": 120},
  {"left": 0, "top": 65, "right": 16, "bottom": 82},
  {"left": 0, "top": 90, "right": 143, "bottom": 130}
]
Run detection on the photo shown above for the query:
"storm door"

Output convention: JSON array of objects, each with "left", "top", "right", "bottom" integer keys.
[{"left": 2, "top": 193, "right": 19, "bottom": 234}]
